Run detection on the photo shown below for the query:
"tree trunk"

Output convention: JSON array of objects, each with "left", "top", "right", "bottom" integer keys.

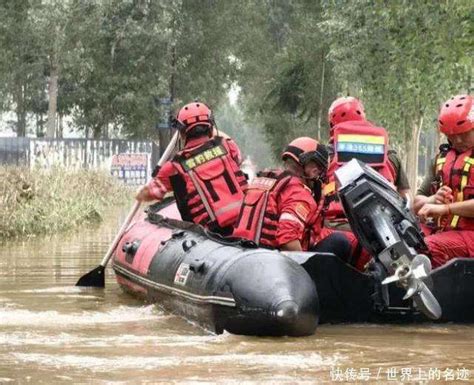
[
  {"left": 56, "top": 114, "right": 63, "bottom": 138},
  {"left": 35, "top": 114, "right": 42, "bottom": 137},
  {"left": 15, "top": 82, "right": 27, "bottom": 137},
  {"left": 434, "top": 130, "right": 443, "bottom": 152},
  {"left": 159, "top": 43, "right": 177, "bottom": 157},
  {"left": 103, "top": 123, "right": 109, "bottom": 139},
  {"left": 424, "top": 137, "right": 430, "bottom": 178},
  {"left": 398, "top": 116, "right": 409, "bottom": 178},
  {"left": 93, "top": 125, "right": 102, "bottom": 139},
  {"left": 39, "top": 114, "right": 44, "bottom": 137},
  {"left": 46, "top": 61, "right": 59, "bottom": 138},
  {"left": 406, "top": 115, "right": 424, "bottom": 193},
  {"left": 316, "top": 52, "right": 326, "bottom": 141}
]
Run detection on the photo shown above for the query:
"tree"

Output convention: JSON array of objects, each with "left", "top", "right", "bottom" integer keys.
[
  {"left": 31, "top": 0, "right": 75, "bottom": 137},
  {"left": 231, "top": 0, "right": 338, "bottom": 158},
  {"left": 0, "top": 1, "right": 44, "bottom": 136},
  {"left": 322, "top": 0, "right": 472, "bottom": 190}
]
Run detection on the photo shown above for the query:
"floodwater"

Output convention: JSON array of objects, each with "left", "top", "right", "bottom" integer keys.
[{"left": 0, "top": 206, "right": 473, "bottom": 385}]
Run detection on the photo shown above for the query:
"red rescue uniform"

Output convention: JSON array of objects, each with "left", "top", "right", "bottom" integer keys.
[
  {"left": 233, "top": 170, "right": 322, "bottom": 250},
  {"left": 147, "top": 135, "right": 247, "bottom": 230},
  {"left": 420, "top": 146, "right": 474, "bottom": 267},
  {"left": 324, "top": 120, "right": 397, "bottom": 222},
  {"left": 320, "top": 120, "right": 405, "bottom": 271}
]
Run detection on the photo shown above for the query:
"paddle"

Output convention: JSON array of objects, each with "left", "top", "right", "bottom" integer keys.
[{"left": 76, "top": 130, "right": 180, "bottom": 287}]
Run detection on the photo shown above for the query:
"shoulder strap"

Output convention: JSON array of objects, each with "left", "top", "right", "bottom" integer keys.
[
  {"left": 434, "top": 144, "right": 451, "bottom": 174},
  {"left": 257, "top": 169, "right": 292, "bottom": 180},
  {"left": 213, "top": 136, "right": 224, "bottom": 145},
  {"left": 173, "top": 137, "right": 219, "bottom": 162}
]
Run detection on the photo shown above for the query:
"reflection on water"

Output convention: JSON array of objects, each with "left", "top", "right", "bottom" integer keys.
[{"left": 0, "top": 205, "right": 473, "bottom": 384}]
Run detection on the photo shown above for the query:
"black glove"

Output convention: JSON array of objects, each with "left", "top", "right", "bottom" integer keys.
[{"left": 151, "top": 165, "right": 161, "bottom": 178}]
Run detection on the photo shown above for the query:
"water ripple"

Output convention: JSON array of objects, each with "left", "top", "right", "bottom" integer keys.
[
  {"left": 0, "top": 332, "right": 218, "bottom": 348},
  {"left": 10, "top": 352, "right": 342, "bottom": 371},
  {"left": 0, "top": 305, "right": 165, "bottom": 327}
]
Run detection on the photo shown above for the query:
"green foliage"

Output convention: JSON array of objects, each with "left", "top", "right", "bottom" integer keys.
[
  {"left": 322, "top": 0, "right": 472, "bottom": 143},
  {"left": 0, "top": 1, "right": 45, "bottom": 135},
  {"left": 0, "top": 0, "right": 471, "bottom": 175},
  {"left": 318, "top": 0, "right": 472, "bottom": 186},
  {"left": 0, "top": 0, "right": 241, "bottom": 139},
  {"left": 230, "top": 0, "right": 339, "bottom": 158},
  {"left": 211, "top": 0, "right": 471, "bottom": 185}
]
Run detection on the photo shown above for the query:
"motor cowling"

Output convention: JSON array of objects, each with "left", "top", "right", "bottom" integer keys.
[{"left": 335, "top": 159, "right": 441, "bottom": 320}]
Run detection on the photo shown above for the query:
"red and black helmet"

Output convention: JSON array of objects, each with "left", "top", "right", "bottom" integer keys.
[
  {"left": 173, "top": 102, "right": 213, "bottom": 134},
  {"left": 328, "top": 96, "right": 366, "bottom": 128},
  {"left": 438, "top": 95, "right": 473, "bottom": 136},
  {"left": 282, "top": 137, "right": 328, "bottom": 171}
]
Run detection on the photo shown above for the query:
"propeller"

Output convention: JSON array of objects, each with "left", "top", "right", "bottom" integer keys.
[{"left": 382, "top": 254, "right": 442, "bottom": 320}]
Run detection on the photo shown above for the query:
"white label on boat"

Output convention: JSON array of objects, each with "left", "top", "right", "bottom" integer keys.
[{"left": 174, "top": 263, "right": 191, "bottom": 286}]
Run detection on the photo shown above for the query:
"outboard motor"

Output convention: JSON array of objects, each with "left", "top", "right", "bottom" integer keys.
[{"left": 335, "top": 159, "right": 442, "bottom": 320}]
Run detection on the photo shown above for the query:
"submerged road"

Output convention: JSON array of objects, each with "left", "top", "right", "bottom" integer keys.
[{"left": 0, "top": 206, "right": 472, "bottom": 384}]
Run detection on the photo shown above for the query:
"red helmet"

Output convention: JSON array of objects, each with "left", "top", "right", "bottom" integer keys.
[
  {"left": 328, "top": 96, "right": 366, "bottom": 127},
  {"left": 174, "top": 102, "right": 213, "bottom": 134},
  {"left": 282, "top": 137, "right": 328, "bottom": 170},
  {"left": 438, "top": 95, "right": 473, "bottom": 136}
]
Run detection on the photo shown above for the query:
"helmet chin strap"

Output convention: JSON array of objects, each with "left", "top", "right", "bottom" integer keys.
[
  {"left": 300, "top": 160, "right": 325, "bottom": 182},
  {"left": 299, "top": 169, "right": 323, "bottom": 192},
  {"left": 301, "top": 173, "right": 321, "bottom": 182}
]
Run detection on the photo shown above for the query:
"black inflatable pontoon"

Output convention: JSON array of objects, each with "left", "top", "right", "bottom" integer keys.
[{"left": 112, "top": 201, "right": 319, "bottom": 336}]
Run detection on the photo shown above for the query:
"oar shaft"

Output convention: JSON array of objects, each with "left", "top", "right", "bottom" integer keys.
[
  {"left": 160, "top": 131, "right": 180, "bottom": 165},
  {"left": 77, "top": 130, "right": 180, "bottom": 287},
  {"left": 99, "top": 200, "right": 141, "bottom": 267},
  {"left": 99, "top": 130, "right": 180, "bottom": 268}
]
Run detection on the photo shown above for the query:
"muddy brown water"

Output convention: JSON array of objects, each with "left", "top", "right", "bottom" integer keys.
[{"left": 0, "top": 206, "right": 473, "bottom": 384}]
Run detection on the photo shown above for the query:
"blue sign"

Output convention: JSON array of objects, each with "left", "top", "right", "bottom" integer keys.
[
  {"left": 337, "top": 142, "right": 385, "bottom": 154},
  {"left": 156, "top": 98, "right": 172, "bottom": 130}
]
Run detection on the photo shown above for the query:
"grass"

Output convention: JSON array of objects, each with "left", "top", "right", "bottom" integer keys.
[{"left": 0, "top": 166, "right": 132, "bottom": 239}]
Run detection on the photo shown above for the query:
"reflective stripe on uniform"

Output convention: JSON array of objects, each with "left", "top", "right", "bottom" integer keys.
[
  {"left": 323, "top": 181, "right": 336, "bottom": 196},
  {"left": 188, "top": 170, "right": 216, "bottom": 222},
  {"left": 450, "top": 156, "right": 474, "bottom": 228},
  {"left": 436, "top": 157, "right": 447, "bottom": 167},
  {"left": 435, "top": 153, "right": 448, "bottom": 230},
  {"left": 279, "top": 212, "right": 304, "bottom": 228},
  {"left": 214, "top": 200, "right": 243, "bottom": 216}
]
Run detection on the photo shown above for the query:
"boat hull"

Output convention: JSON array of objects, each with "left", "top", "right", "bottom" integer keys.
[{"left": 112, "top": 202, "right": 319, "bottom": 336}]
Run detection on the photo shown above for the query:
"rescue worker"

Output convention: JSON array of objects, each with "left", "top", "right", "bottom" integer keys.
[
  {"left": 414, "top": 94, "right": 474, "bottom": 268},
  {"left": 321, "top": 96, "right": 410, "bottom": 270},
  {"left": 324, "top": 96, "right": 410, "bottom": 227},
  {"left": 136, "top": 101, "right": 247, "bottom": 235},
  {"left": 233, "top": 137, "right": 351, "bottom": 258}
]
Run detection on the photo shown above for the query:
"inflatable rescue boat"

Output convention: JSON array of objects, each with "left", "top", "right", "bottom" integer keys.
[{"left": 112, "top": 160, "right": 474, "bottom": 336}]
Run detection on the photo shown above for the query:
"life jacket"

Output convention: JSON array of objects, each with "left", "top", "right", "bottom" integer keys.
[
  {"left": 323, "top": 120, "right": 396, "bottom": 222},
  {"left": 431, "top": 145, "right": 474, "bottom": 231},
  {"left": 233, "top": 170, "right": 319, "bottom": 249},
  {"left": 170, "top": 136, "right": 247, "bottom": 230}
]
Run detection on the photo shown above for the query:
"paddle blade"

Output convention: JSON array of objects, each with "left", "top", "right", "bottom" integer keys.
[{"left": 76, "top": 265, "right": 105, "bottom": 288}]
